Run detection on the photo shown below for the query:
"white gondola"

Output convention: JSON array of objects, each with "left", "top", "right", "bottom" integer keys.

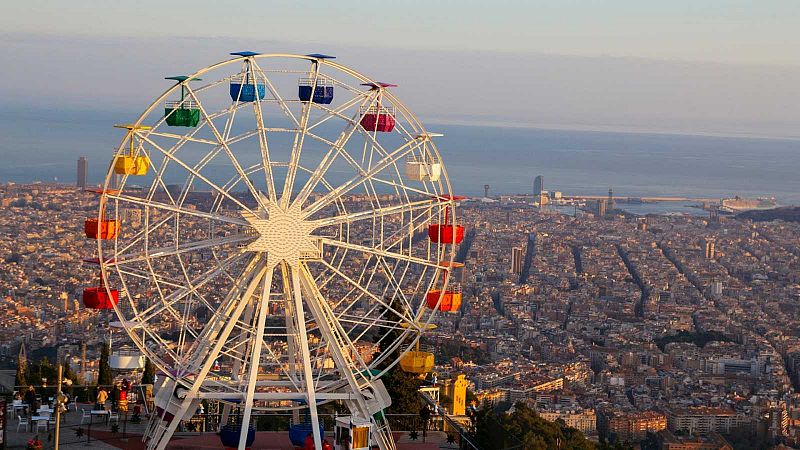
[
  {"left": 109, "top": 347, "right": 145, "bottom": 370},
  {"left": 405, "top": 156, "right": 442, "bottom": 181}
]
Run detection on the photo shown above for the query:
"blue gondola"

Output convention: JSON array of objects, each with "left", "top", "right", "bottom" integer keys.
[
  {"left": 219, "top": 424, "right": 255, "bottom": 448},
  {"left": 229, "top": 51, "right": 265, "bottom": 102},
  {"left": 230, "top": 74, "right": 266, "bottom": 102},
  {"left": 289, "top": 421, "right": 325, "bottom": 447},
  {"left": 298, "top": 77, "right": 334, "bottom": 104}
]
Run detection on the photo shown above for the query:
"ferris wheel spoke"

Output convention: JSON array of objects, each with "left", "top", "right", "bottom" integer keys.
[
  {"left": 159, "top": 256, "right": 269, "bottom": 446},
  {"left": 287, "top": 264, "right": 323, "bottom": 447},
  {"left": 298, "top": 264, "right": 372, "bottom": 386},
  {"left": 315, "top": 258, "right": 416, "bottom": 326},
  {"left": 146, "top": 131, "right": 219, "bottom": 146},
  {"left": 312, "top": 198, "right": 436, "bottom": 229},
  {"left": 250, "top": 61, "right": 300, "bottom": 128},
  {"left": 131, "top": 251, "right": 248, "bottom": 326},
  {"left": 302, "top": 138, "right": 420, "bottom": 219},
  {"left": 139, "top": 135, "right": 257, "bottom": 215},
  {"left": 112, "top": 213, "right": 172, "bottom": 257},
  {"left": 107, "top": 193, "right": 248, "bottom": 227},
  {"left": 371, "top": 176, "right": 444, "bottom": 200},
  {"left": 280, "top": 62, "right": 321, "bottom": 209},
  {"left": 239, "top": 263, "right": 274, "bottom": 443},
  {"left": 111, "top": 234, "right": 249, "bottom": 266},
  {"left": 184, "top": 87, "right": 267, "bottom": 212},
  {"left": 306, "top": 91, "right": 370, "bottom": 132},
  {"left": 317, "top": 236, "right": 440, "bottom": 270},
  {"left": 292, "top": 92, "right": 378, "bottom": 209},
  {"left": 251, "top": 93, "right": 278, "bottom": 203}
]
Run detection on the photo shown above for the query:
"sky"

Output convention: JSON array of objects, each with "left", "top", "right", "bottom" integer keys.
[{"left": 1, "top": 0, "right": 799, "bottom": 137}]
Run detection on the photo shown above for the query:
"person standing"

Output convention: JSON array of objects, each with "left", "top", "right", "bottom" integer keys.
[
  {"left": 111, "top": 383, "right": 121, "bottom": 411},
  {"left": 24, "top": 385, "right": 37, "bottom": 416},
  {"left": 96, "top": 386, "right": 109, "bottom": 410}
]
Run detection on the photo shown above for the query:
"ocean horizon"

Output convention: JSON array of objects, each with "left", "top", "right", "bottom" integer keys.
[{"left": 0, "top": 105, "right": 797, "bottom": 205}]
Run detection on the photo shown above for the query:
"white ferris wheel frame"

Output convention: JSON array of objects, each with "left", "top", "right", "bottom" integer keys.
[{"left": 92, "top": 53, "right": 460, "bottom": 450}]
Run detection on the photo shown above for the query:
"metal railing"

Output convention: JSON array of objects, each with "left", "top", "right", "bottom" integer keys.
[
  {"left": 360, "top": 105, "right": 396, "bottom": 116},
  {"left": 165, "top": 100, "right": 199, "bottom": 109},
  {"left": 298, "top": 76, "right": 334, "bottom": 87},
  {"left": 419, "top": 391, "right": 483, "bottom": 450}
]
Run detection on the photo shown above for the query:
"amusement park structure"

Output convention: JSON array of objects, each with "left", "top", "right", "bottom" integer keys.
[{"left": 81, "top": 52, "right": 465, "bottom": 450}]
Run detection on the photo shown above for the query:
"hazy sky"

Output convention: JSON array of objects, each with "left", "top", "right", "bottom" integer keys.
[
  {"left": 1, "top": 1, "right": 799, "bottom": 137},
  {"left": 3, "top": 0, "right": 799, "bottom": 65}
]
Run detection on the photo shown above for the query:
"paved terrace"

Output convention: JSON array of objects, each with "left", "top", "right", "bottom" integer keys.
[{"left": 6, "top": 403, "right": 458, "bottom": 450}]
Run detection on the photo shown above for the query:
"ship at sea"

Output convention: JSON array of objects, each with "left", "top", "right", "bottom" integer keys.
[{"left": 719, "top": 196, "right": 778, "bottom": 213}]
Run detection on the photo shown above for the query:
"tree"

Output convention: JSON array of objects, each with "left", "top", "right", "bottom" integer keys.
[
  {"left": 97, "top": 342, "right": 114, "bottom": 386},
  {"left": 15, "top": 345, "right": 28, "bottom": 389},
  {"left": 473, "top": 402, "right": 599, "bottom": 450},
  {"left": 141, "top": 357, "right": 156, "bottom": 385}
]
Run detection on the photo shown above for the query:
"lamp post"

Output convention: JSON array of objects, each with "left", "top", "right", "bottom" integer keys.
[
  {"left": 53, "top": 367, "right": 61, "bottom": 450},
  {"left": 53, "top": 365, "right": 72, "bottom": 450}
]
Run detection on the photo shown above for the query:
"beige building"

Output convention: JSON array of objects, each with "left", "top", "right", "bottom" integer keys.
[
  {"left": 667, "top": 407, "right": 746, "bottom": 435},
  {"left": 604, "top": 410, "right": 667, "bottom": 442},
  {"left": 539, "top": 408, "right": 597, "bottom": 435}
]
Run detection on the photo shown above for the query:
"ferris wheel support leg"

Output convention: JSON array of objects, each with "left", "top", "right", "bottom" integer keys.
[
  {"left": 297, "top": 264, "right": 396, "bottom": 450},
  {"left": 238, "top": 265, "right": 274, "bottom": 450},
  {"left": 223, "top": 283, "right": 259, "bottom": 430},
  {"left": 280, "top": 263, "right": 301, "bottom": 426},
  {"left": 290, "top": 263, "right": 324, "bottom": 450},
  {"left": 152, "top": 258, "right": 269, "bottom": 450}
]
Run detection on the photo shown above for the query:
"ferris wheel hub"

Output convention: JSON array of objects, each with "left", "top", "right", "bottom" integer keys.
[{"left": 242, "top": 200, "right": 319, "bottom": 266}]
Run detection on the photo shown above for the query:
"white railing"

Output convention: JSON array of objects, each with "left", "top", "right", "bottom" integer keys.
[
  {"left": 298, "top": 76, "right": 334, "bottom": 87},
  {"left": 360, "top": 105, "right": 396, "bottom": 116},
  {"left": 230, "top": 74, "right": 264, "bottom": 85},
  {"left": 165, "top": 100, "right": 199, "bottom": 109}
]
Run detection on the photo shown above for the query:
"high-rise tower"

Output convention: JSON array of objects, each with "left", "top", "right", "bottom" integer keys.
[
  {"left": 608, "top": 187, "right": 614, "bottom": 211},
  {"left": 704, "top": 238, "right": 716, "bottom": 259},
  {"left": 533, "top": 175, "right": 544, "bottom": 196},
  {"left": 511, "top": 246, "right": 524, "bottom": 274},
  {"left": 77, "top": 156, "right": 88, "bottom": 189}
]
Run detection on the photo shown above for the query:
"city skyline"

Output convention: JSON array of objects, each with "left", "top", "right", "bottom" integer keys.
[{"left": 1, "top": 2, "right": 799, "bottom": 450}]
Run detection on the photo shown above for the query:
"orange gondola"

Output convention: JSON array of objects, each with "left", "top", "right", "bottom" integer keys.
[
  {"left": 84, "top": 216, "right": 120, "bottom": 240},
  {"left": 425, "top": 262, "right": 463, "bottom": 312}
]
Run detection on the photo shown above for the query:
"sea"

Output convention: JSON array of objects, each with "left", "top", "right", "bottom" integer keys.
[{"left": 0, "top": 106, "right": 797, "bottom": 216}]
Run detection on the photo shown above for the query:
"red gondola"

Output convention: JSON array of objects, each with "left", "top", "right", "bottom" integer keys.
[
  {"left": 360, "top": 82, "right": 397, "bottom": 132},
  {"left": 428, "top": 195, "right": 466, "bottom": 244},
  {"left": 83, "top": 286, "right": 119, "bottom": 309},
  {"left": 83, "top": 265, "right": 118, "bottom": 310}
]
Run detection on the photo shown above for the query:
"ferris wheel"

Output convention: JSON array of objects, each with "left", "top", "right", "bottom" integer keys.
[{"left": 82, "top": 52, "right": 466, "bottom": 450}]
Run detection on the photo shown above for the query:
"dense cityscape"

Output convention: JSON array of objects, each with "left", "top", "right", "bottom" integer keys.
[{"left": 2, "top": 176, "right": 799, "bottom": 449}]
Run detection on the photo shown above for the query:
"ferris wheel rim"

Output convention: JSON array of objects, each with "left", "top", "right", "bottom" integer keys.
[{"left": 92, "top": 52, "right": 460, "bottom": 416}]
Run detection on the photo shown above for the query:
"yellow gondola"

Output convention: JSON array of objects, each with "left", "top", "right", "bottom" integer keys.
[
  {"left": 113, "top": 124, "right": 151, "bottom": 175},
  {"left": 400, "top": 341, "right": 435, "bottom": 374}
]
